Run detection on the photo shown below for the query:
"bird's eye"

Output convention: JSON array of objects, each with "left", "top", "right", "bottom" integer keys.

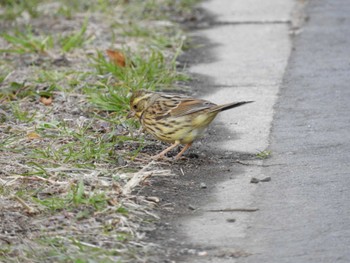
[{"left": 133, "top": 105, "right": 137, "bottom": 109}]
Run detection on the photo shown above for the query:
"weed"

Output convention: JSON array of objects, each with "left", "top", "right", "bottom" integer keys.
[
  {"left": 33, "top": 180, "right": 108, "bottom": 212},
  {"left": 0, "top": 81, "right": 35, "bottom": 101},
  {"left": 33, "top": 196, "right": 67, "bottom": 211},
  {"left": 10, "top": 102, "right": 37, "bottom": 122},
  {"left": 0, "top": 0, "right": 40, "bottom": 20},
  {"left": 0, "top": 29, "right": 54, "bottom": 54},
  {"left": 59, "top": 19, "right": 91, "bottom": 52},
  {"left": 256, "top": 150, "right": 272, "bottom": 159}
]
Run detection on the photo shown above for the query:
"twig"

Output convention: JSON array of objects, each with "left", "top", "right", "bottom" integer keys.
[
  {"left": 122, "top": 161, "right": 171, "bottom": 195},
  {"left": 143, "top": 210, "right": 160, "bottom": 220},
  {"left": 206, "top": 208, "right": 259, "bottom": 212},
  {"left": 13, "top": 195, "right": 36, "bottom": 214},
  {"left": 0, "top": 177, "right": 18, "bottom": 186},
  {"left": 0, "top": 178, "right": 7, "bottom": 185},
  {"left": 74, "top": 240, "right": 101, "bottom": 249},
  {"left": 122, "top": 171, "right": 153, "bottom": 195},
  {"left": 122, "top": 161, "right": 155, "bottom": 195},
  {"left": 21, "top": 175, "right": 63, "bottom": 185}
]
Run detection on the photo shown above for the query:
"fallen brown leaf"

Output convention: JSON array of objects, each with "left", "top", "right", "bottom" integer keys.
[
  {"left": 106, "top": 49, "right": 126, "bottom": 67},
  {"left": 40, "top": 96, "right": 53, "bottom": 106}
]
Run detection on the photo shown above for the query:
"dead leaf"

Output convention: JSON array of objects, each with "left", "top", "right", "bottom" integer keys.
[
  {"left": 106, "top": 49, "right": 126, "bottom": 67},
  {"left": 40, "top": 96, "right": 53, "bottom": 106},
  {"left": 27, "top": 132, "right": 41, "bottom": 140}
]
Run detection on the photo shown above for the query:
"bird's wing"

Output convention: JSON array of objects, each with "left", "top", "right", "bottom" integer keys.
[{"left": 169, "top": 99, "right": 216, "bottom": 117}]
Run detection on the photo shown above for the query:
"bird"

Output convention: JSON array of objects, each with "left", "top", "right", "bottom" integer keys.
[{"left": 128, "top": 90, "right": 253, "bottom": 160}]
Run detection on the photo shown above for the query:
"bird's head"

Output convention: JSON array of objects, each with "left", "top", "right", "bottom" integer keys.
[{"left": 128, "top": 90, "right": 156, "bottom": 119}]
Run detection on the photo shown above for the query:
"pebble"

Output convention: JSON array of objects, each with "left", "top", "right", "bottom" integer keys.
[
  {"left": 188, "top": 204, "right": 196, "bottom": 210},
  {"left": 200, "top": 182, "right": 207, "bottom": 189},
  {"left": 250, "top": 177, "right": 260, "bottom": 184},
  {"left": 261, "top": 176, "right": 271, "bottom": 182},
  {"left": 198, "top": 251, "right": 208, "bottom": 256}
]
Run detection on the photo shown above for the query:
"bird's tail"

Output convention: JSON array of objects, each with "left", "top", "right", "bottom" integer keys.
[{"left": 210, "top": 101, "right": 254, "bottom": 113}]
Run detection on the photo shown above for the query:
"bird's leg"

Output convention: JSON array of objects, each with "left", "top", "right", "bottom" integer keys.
[
  {"left": 175, "top": 143, "right": 193, "bottom": 160},
  {"left": 152, "top": 141, "right": 180, "bottom": 160}
]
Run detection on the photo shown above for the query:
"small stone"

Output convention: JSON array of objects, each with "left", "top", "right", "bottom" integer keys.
[
  {"left": 188, "top": 204, "right": 196, "bottom": 210},
  {"left": 261, "top": 176, "right": 271, "bottom": 182},
  {"left": 145, "top": 196, "right": 160, "bottom": 203},
  {"left": 117, "top": 156, "right": 126, "bottom": 166},
  {"left": 250, "top": 177, "right": 260, "bottom": 184},
  {"left": 198, "top": 251, "right": 208, "bottom": 256},
  {"left": 200, "top": 182, "right": 207, "bottom": 189},
  {"left": 226, "top": 218, "right": 236, "bottom": 223}
]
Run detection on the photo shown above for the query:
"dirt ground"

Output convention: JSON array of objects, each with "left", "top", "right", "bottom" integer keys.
[{"left": 139, "top": 152, "right": 255, "bottom": 261}]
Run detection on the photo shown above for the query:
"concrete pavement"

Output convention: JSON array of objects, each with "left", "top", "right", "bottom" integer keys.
[
  {"left": 170, "top": 0, "right": 350, "bottom": 262},
  {"left": 239, "top": 0, "right": 350, "bottom": 262},
  {"left": 178, "top": 0, "right": 294, "bottom": 261}
]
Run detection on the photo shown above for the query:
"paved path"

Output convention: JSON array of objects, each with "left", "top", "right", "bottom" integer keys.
[
  {"left": 240, "top": 0, "right": 350, "bottom": 262},
  {"left": 177, "top": 0, "right": 294, "bottom": 262},
  {"left": 174, "top": 0, "right": 350, "bottom": 262}
]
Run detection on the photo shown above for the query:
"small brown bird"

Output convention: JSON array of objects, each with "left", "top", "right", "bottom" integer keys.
[{"left": 128, "top": 90, "right": 253, "bottom": 160}]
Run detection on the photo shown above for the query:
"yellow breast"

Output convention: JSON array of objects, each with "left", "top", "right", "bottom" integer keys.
[{"left": 141, "top": 111, "right": 219, "bottom": 144}]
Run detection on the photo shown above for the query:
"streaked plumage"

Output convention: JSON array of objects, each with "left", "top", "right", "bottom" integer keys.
[{"left": 129, "top": 90, "right": 253, "bottom": 160}]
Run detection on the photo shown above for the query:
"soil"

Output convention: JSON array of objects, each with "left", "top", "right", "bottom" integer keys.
[{"left": 140, "top": 152, "right": 254, "bottom": 262}]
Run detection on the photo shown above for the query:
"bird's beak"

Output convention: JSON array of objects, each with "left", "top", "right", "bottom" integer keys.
[{"left": 127, "top": 111, "right": 135, "bottom": 119}]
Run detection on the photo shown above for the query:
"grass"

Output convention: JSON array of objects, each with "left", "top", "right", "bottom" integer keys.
[
  {"left": 0, "top": 0, "right": 40, "bottom": 20},
  {"left": 26, "top": 237, "right": 126, "bottom": 263},
  {"left": 32, "top": 179, "right": 109, "bottom": 211},
  {"left": 87, "top": 47, "right": 189, "bottom": 112},
  {"left": 0, "top": 29, "right": 54, "bottom": 54},
  {"left": 59, "top": 19, "right": 91, "bottom": 52},
  {"left": 121, "top": 0, "right": 201, "bottom": 20},
  {"left": 0, "top": 21, "right": 89, "bottom": 54},
  {"left": 11, "top": 102, "right": 37, "bottom": 122},
  {"left": 0, "top": 0, "right": 199, "bottom": 261}
]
